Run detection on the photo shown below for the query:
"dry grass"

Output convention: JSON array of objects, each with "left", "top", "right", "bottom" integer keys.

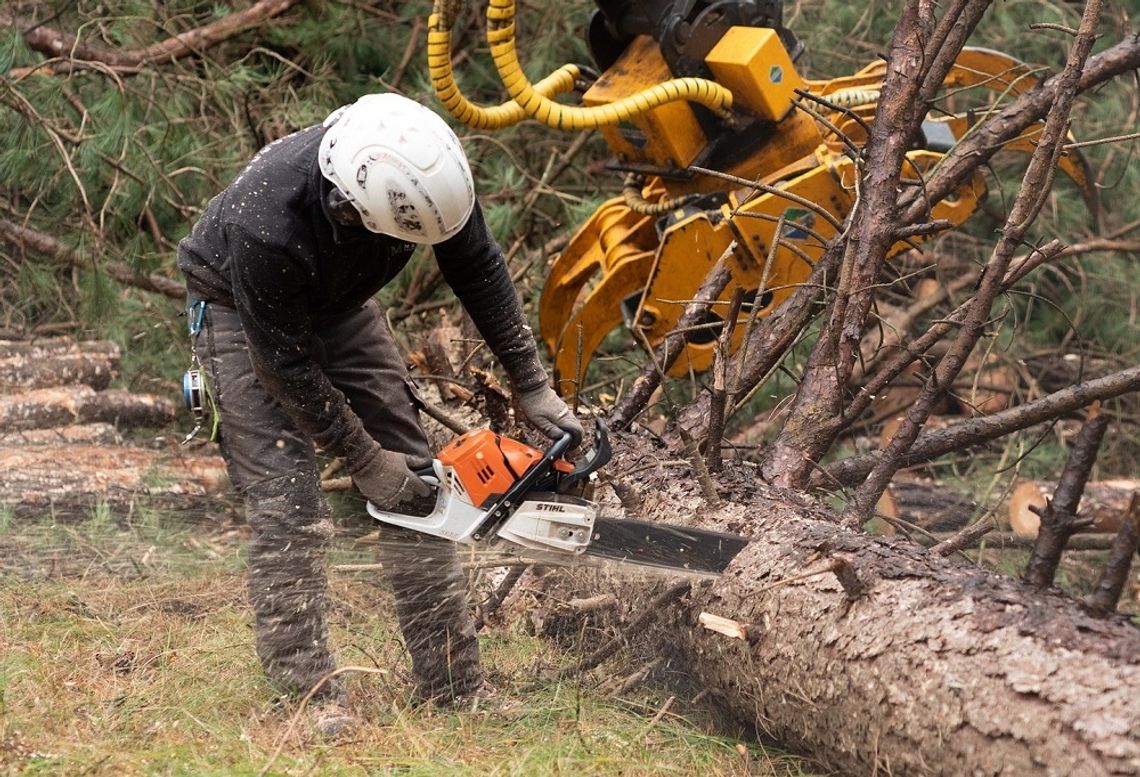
[{"left": 0, "top": 513, "right": 820, "bottom": 776}]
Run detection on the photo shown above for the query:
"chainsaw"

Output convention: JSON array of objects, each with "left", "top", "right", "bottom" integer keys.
[{"left": 367, "top": 421, "right": 748, "bottom": 575}]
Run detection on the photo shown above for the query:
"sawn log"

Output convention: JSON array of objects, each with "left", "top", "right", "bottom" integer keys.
[
  {"left": 0, "top": 338, "right": 121, "bottom": 392},
  {"left": 1008, "top": 479, "right": 1140, "bottom": 536},
  {"left": 0, "top": 444, "right": 229, "bottom": 519}
]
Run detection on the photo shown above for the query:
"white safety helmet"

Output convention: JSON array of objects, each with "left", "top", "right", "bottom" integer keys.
[{"left": 318, "top": 93, "right": 475, "bottom": 244}]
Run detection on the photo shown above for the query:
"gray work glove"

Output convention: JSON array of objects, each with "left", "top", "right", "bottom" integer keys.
[
  {"left": 517, "top": 385, "right": 585, "bottom": 448},
  {"left": 349, "top": 446, "right": 433, "bottom": 507}
]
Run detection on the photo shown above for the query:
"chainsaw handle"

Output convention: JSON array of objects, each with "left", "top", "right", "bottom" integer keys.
[
  {"left": 558, "top": 418, "right": 611, "bottom": 491},
  {"left": 412, "top": 463, "right": 441, "bottom": 489},
  {"left": 544, "top": 430, "right": 576, "bottom": 460}
]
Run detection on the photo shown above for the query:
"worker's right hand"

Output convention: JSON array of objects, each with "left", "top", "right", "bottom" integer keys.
[{"left": 350, "top": 447, "right": 433, "bottom": 508}]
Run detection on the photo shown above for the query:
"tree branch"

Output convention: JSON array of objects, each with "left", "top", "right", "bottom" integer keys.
[
  {"left": 901, "top": 31, "right": 1140, "bottom": 225},
  {"left": 815, "top": 365, "right": 1140, "bottom": 489},
  {"left": 0, "top": 217, "right": 184, "bottom": 300},
  {"left": 1084, "top": 493, "right": 1140, "bottom": 615},
  {"left": 1024, "top": 405, "right": 1110, "bottom": 588},
  {"left": 758, "top": 1, "right": 995, "bottom": 489},
  {"left": 4, "top": 0, "right": 302, "bottom": 72},
  {"left": 841, "top": 0, "right": 1104, "bottom": 525}
]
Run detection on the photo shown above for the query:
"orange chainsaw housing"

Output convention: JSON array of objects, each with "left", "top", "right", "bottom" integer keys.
[{"left": 437, "top": 429, "right": 574, "bottom": 508}]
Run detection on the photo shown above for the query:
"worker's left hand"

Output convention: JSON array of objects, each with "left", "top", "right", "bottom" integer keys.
[{"left": 517, "top": 385, "right": 585, "bottom": 448}]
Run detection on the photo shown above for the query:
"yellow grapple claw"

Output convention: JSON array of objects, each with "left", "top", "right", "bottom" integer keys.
[
  {"left": 551, "top": 254, "right": 657, "bottom": 395},
  {"left": 526, "top": 35, "right": 1096, "bottom": 397},
  {"left": 541, "top": 199, "right": 658, "bottom": 393}
]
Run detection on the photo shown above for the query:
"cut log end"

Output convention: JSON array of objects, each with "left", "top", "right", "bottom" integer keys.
[{"left": 1008, "top": 479, "right": 1140, "bottom": 536}]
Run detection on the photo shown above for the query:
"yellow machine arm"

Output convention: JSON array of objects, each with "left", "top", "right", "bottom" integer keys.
[{"left": 427, "top": 0, "right": 1097, "bottom": 397}]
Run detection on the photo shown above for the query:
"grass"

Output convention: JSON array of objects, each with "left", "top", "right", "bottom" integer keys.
[{"left": 0, "top": 512, "right": 818, "bottom": 777}]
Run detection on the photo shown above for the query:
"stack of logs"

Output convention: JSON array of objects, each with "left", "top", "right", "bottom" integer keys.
[{"left": 0, "top": 338, "right": 230, "bottom": 519}]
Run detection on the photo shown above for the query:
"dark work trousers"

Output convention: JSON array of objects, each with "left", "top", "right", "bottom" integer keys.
[{"left": 195, "top": 299, "right": 481, "bottom": 703}]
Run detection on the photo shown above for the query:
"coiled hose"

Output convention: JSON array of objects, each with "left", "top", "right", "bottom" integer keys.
[
  {"left": 486, "top": 0, "right": 734, "bottom": 129},
  {"left": 427, "top": 0, "right": 736, "bottom": 131},
  {"left": 822, "top": 88, "right": 881, "bottom": 109},
  {"left": 426, "top": 0, "right": 578, "bottom": 130}
]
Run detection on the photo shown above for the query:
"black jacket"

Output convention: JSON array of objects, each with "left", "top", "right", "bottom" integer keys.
[{"left": 178, "top": 124, "right": 546, "bottom": 465}]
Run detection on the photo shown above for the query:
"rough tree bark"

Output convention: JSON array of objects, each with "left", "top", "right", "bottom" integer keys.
[{"left": 598, "top": 435, "right": 1140, "bottom": 776}]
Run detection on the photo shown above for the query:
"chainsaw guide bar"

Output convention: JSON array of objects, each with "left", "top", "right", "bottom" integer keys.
[
  {"left": 585, "top": 516, "right": 748, "bottom": 575},
  {"left": 368, "top": 421, "right": 749, "bottom": 577}
]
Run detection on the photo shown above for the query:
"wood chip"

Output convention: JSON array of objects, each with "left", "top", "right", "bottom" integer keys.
[{"left": 698, "top": 611, "right": 749, "bottom": 640}]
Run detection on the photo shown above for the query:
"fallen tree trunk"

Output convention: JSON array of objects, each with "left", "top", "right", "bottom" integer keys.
[{"left": 596, "top": 436, "right": 1140, "bottom": 776}]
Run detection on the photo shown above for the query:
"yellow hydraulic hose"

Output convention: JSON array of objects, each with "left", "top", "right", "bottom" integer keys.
[
  {"left": 431, "top": 0, "right": 734, "bottom": 133},
  {"left": 823, "top": 88, "right": 881, "bottom": 109},
  {"left": 486, "top": 0, "right": 734, "bottom": 129},
  {"left": 426, "top": 8, "right": 579, "bottom": 130},
  {"left": 622, "top": 174, "right": 704, "bottom": 215}
]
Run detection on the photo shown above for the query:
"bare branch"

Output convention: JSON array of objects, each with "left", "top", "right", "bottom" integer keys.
[
  {"left": 816, "top": 365, "right": 1140, "bottom": 489},
  {"left": 901, "top": 31, "right": 1140, "bottom": 224},
  {"left": 675, "top": 245, "right": 840, "bottom": 441},
  {"left": 841, "top": 0, "right": 1104, "bottom": 526},
  {"left": 3, "top": 0, "right": 302, "bottom": 73},
  {"left": 931, "top": 517, "right": 997, "bottom": 557},
  {"left": 759, "top": 3, "right": 932, "bottom": 486},
  {"left": 705, "top": 288, "right": 746, "bottom": 472},
  {"left": 1084, "top": 493, "right": 1140, "bottom": 615},
  {"left": 0, "top": 217, "right": 184, "bottom": 300},
  {"left": 1024, "top": 406, "right": 1110, "bottom": 588}
]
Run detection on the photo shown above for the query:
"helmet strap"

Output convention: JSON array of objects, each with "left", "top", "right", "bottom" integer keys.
[{"left": 326, "top": 186, "right": 363, "bottom": 228}]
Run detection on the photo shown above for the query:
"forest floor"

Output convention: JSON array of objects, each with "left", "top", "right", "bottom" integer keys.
[
  {"left": 4, "top": 338, "right": 1137, "bottom": 775},
  {"left": 0, "top": 506, "right": 823, "bottom": 777},
  {"left": 0, "top": 338, "right": 818, "bottom": 775}
]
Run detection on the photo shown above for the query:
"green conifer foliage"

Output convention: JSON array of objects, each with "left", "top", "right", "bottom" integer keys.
[{"left": 0, "top": 0, "right": 596, "bottom": 331}]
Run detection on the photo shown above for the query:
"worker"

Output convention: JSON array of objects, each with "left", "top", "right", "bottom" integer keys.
[{"left": 177, "top": 92, "right": 584, "bottom": 734}]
